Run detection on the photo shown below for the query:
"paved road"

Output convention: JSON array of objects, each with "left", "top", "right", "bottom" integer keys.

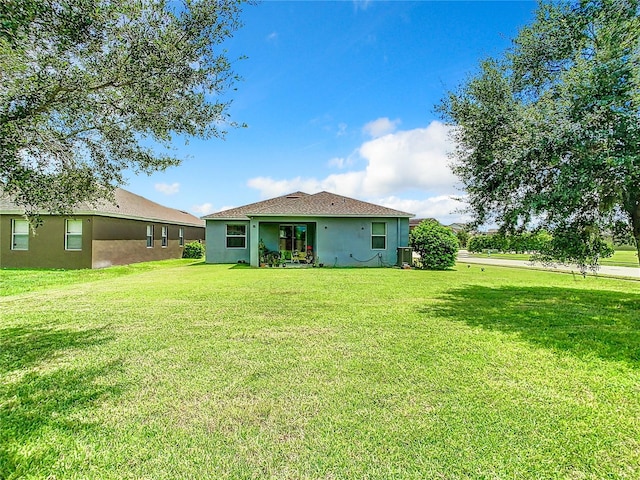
[{"left": 457, "top": 251, "right": 640, "bottom": 279}]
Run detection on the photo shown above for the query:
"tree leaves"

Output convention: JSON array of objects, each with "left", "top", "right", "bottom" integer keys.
[
  {"left": 0, "top": 0, "right": 248, "bottom": 215},
  {"left": 439, "top": 0, "right": 640, "bottom": 268}
]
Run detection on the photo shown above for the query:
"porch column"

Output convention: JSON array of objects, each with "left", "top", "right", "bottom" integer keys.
[{"left": 250, "top": 219, "right": 260, "bottom": 267}]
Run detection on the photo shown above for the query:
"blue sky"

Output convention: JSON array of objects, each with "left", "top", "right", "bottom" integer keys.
[{"left": 127, "top": 0, "right": 537, "bottom": 224}]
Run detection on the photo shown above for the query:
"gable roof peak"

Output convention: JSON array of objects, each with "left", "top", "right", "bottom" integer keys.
[{"left": 284, "top": 191, "right": 308, "bottom": 198}]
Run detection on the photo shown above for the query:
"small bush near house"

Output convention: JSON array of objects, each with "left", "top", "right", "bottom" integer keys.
[
  {"left": 182, "top": 241, "right": 205, "bottom": 259},
  {"left": 410, "top": 219, "right": 459, "bottom": 270}
]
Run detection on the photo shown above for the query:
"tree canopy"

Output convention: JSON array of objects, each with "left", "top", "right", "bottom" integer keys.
[
  {"left": 439, "top": 0, "right": 640, "bottom": 268},
  {"left": 0, "top": 0, "right": 247, "bottom": 216}
]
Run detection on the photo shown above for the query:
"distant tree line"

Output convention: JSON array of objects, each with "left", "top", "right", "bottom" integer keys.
[{"left": 467, "top": 231, "right": 552, "bottom": 254}]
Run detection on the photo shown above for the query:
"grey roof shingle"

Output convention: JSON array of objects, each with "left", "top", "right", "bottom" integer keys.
[
  {"left": 0, "top": 188, "right": 204, "bottom": 227},
  {"left": 203, "top": 191, "right": 414, "bottom": 219}
]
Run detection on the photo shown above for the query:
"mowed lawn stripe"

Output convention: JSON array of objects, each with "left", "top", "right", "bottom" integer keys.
[{"left": 1, "top": 264, "right": 639, "bottom": 479}]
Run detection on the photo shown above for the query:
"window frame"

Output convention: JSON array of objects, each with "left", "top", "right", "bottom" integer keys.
[
  {"left": 65, "top": 219, "right": 83, "bottom": 251},
  {"left": 178, "top": 227, "right": 184, "bottom": 247},
  {"left": 371, "top": 222, "right": 387, "bottom": 250},
  {"left": 11, "top": 219, "right": 29, "bottom": 251},
  {"left": 161, "top": 225, "right": 168, "bottom": 248},
  {"left": 226, "top": 224, "right": 247, "bottom": 249},
  {"left": 146, "top": 225, "right": 154, "bottom": 248}
]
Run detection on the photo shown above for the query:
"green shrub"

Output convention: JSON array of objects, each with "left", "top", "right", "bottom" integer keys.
[
  {"left": 410, "top": 220, "right": 459, "bottom": 270},
  {"left": 468, "top": 231, "right": 552, "bottom": 254},
  {"left": 468, "top": 235, "right": 490, "bottom": 253},
  {"left": 456, "top": 230, "right": 470, "bottom": 248},
  {"left": 182, "top": 241, "right": 205, "bottom": 259}
]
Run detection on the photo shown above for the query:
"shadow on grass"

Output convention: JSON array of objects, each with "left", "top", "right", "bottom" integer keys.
[
  {"left": 426, "top": 286, "right": 640, "bottom": 367},
  {"left": 0, "top": 326, "right": 123, "bottom": 478},
  {"left": 0, "top": 326, "right": 111, "bottom": 373},
  {"left": 186, "top": 260, "right": 207, "bottom": 266}
]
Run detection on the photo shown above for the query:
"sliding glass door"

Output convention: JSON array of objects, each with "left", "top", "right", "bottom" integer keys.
[{"left": 279, "top": 225, "right": 307, "bottom": 257}]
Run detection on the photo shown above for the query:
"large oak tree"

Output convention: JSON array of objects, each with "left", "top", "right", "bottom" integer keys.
[
  {"left": 439, "top": 0, "right": 640, "bottom": 268},
  {"left": 0, "top": 0, "right": 247, "bottom": 216}
]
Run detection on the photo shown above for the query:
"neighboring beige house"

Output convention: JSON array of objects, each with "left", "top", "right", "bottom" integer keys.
[{"left": 1, "top": 188, "right": 205, "bottom": 269}]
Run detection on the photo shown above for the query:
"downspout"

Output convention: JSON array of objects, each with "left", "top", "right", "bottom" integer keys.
[{"left": 397, "top": 217, "right": 401, "bottom": 266}]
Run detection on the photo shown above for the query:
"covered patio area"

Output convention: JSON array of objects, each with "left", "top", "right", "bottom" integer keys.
[{"left": 256, "top": 222, "right": 317, "bottom": 266}]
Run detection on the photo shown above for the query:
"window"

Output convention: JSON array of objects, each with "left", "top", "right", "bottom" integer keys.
[
  {"left": 11, "top": 219, "right": 29, "bottom": 250},
  {"left": 226, "top": 224, "right": 246, "bottom": 248},
  {"left": 371, "top": 222, "right": 386, "bottom": 249},
  {"left": 146, "top": 225, "right": 154, "bottom": 248},
  {"left": 161, "top": 226, "right": 168, "bottom": 247},
  {"left": 179, "top": 227, "right": 184, "bottom": 247},
  {"left": 65, "top": 219, "right": 83, "bottom": 251}
]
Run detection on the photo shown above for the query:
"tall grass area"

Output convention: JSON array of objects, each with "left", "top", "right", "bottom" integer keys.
[{"left": 1, "top": 263, "right": 639, "bottom": 479}]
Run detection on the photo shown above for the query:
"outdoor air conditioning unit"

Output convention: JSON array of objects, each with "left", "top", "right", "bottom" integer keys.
[{"left": 397, "top": 247, "right": 413, "bottom": 267}]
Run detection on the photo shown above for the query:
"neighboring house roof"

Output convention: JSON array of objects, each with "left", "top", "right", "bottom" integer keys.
[
  {"left": 409, "top": 218, "right": 439, "bottom": 229},
  {"left": 409, "top": 219, "right": 468, "bottom": 232},
  {"left": 447, "top": 222, "right": 468, "bottom": 232},
  {"left": 0, "top": 188, "right": 204, "bottom": 227},
  {"left": 203, "top": 191, "right": 414, "bottom": 220}
]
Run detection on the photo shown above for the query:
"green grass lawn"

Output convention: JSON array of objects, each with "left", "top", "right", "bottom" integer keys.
[
  {"left": 0, "top": 258, "right": 198, "bottom": 297},
  {"left": 469, "top": 249, "right": 639, "bottom": 267},
  {"left": 1, "top": 263, "right": 639, "bottom": 479}
]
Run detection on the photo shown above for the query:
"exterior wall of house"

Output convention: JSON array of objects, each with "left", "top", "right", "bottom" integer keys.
[
  {"left": 0, "top": 215, "right": 93, "bottom": 269},
  {"left": 313, "top": 216, "right": 409, "bottom": 267},
  {"left": 205, "top": 216, "right": 409, "bottom": 267},
  {"left": 0, "top": 214, "right": 205, "bottom": 269},
  {"left": 91, "top": 217, "right": 205, "bottom": 268},
  {"left": 205, "top": 220, "right": 251, "bottom": 264}
]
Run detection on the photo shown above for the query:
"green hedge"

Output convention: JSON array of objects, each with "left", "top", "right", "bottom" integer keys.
[{"left": 467, "top": 231, "right": 552, "bottom": 254}]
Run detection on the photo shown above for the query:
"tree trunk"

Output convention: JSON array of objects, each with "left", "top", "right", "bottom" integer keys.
[{"left": 632, "top": 200, "right": 640, "bottom": 268}]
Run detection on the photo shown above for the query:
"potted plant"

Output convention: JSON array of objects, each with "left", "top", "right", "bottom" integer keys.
[
  {"left": 265, "top": 252, "right": 277, "bottom": 267},
  {"left": 258, "top": 239, "right": 266, "bottom": 266}
]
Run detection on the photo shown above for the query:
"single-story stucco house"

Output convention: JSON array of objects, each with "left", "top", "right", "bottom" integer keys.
[
  {"left": 203, "top": 191, "right": 414, "bottom": 267},
  {"left": 0, "top": 188, "right": 205, "bottom": 269}
]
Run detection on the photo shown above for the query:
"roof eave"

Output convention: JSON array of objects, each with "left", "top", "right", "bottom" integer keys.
[
  {"left": 222, "top": 213, "right": 414, "bottom": 218},
  {"left": 1, "top": 210, "right": 205, "bottom": 227}
]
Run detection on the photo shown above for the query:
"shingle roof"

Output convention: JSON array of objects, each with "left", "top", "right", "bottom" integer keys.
[
  {"left": 0, "top": 188, "right": 204, "bottom": 227},
  {"left": 203, "top": 191, "right": 414, "bottom": 219}
]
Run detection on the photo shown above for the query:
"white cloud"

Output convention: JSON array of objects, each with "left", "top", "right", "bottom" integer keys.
[
  {"left": 353, "top": 0, "right": 372, "bottom": 12},
  {"left": 218, "top": 205, "right": 237, "bottom": 213},
  {"left": 246, "top": 120, "right": 467, "bottom": 223},
  {"left": 327, "top": 155, "right": 358, "bottom": 169},
  {"left": 249, "top": 120, "right": 457, "bottom": 197},
  {"left": 155, "top": 182, "right": 180, "bottom": 195},
  {"left": 267, "top": 32, "right": 278, "bottom": 42},
  {"left": 362, "top": 117, "right": 400, "bottom": 138},
  {"left": 191, "top": 203, "right": 214, "bottom": 215},
  {"left": 357, "top": 121, "right": 456, "bottom": 196},
  {"left": 191, "top": 203, "right": 239, "bottom": 216},
  {"left": 328, "top": 157, "right": 346, "bottom": 169},
  {"left": 247, "top": 176, "right": 324, "bottom": 199},
  {"left": 375, "top": 195, "right": 471, "bottom": 225}
]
